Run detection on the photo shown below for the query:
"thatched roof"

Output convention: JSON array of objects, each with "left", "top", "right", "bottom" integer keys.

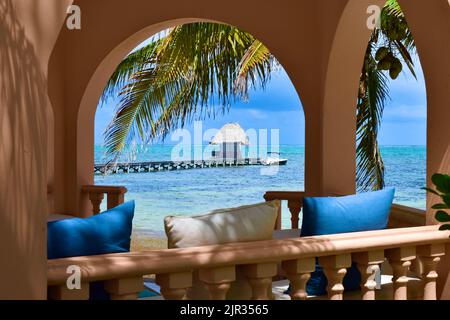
[{"left": 210, "top": 123, "right": 249, "bottom": 145}]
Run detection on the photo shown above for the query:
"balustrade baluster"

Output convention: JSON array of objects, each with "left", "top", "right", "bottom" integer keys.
[
  {"left": 198, "top": 266, "right": 236, "bottom": 300},
  {"left": 386, "top": 247, "right": 416, "bottom": 300},
  {"left": 319, "top": 254, "right": 351, "bottom": 300},
  {"left": 107, "top": 193, "right": 125, "bottom": 210},
  {"left": 417, "top": 244, "right": 445, "bottom": 300},
  {"left": 287, "top": 200, "right": 302, "bottom": 229},
  {"left": 89, "top": 193, "right": 104, "bottom": 215},
  {"left": 104, "top": 277, "right": 143, "bottom": 300},
  {"left": 48, "top": 283, "right": 90, "bottom": 300},
  {"left": 243, "top": 263, "right": 277, "bottom": 300},
  {"left": 282, "top": 258, "right": 315, "bottom": 300},
  {"left": 353, "top": 250, "right": 384, "bottom": 300},
  {"left": 156, "top": 271, "right": 192, "bottom": 300}
]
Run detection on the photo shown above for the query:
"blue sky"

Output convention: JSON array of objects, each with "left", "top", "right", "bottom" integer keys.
[{"left": 95, "top": 51, "right": 426, "bottom": 146}]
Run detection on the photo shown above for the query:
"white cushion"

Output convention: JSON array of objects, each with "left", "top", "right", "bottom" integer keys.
[
  {"left": 164, "top": 200, "right": 280, "bottom": 249},
  {"left": 164, "top": 200, "right": 280, "bottom": 300}
]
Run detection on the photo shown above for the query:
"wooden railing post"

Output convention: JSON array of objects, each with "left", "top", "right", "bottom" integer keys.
[
  {"left": 282, "top": 258, "right": 315, "bottom": 300},
  {"left": 353, "top": 250, "right": 385, "bottom": 300},
  {"left": 319, "top": 254, "right": 352, "bottom": 300},
  {"left": 104, "top": 277, "right": 143, "bottom": 300},
  {"left": 417, "top": 244, "right": 445, "bottom": 300},
  {"left": 386, "top": 247, "right": 416, "bottom": 300},
  {"left": 156, "top": 272, "right": 192, "bottom": 300},
  {"left": 243, "top": 263, "right": 277, "bottom": 300},
  {"left": 198, "top": 266, "right": 236, "bottom": 300}
]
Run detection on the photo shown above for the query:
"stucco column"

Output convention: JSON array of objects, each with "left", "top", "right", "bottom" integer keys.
[
  {"left": 319, "top": 0, "right": 385, "bottom": 196},
  {"left": 0, "top": 0, "right": 71, "bottom": 299},
  {"left": 398, "top": 0, "right": 450, "bottom": 300}
]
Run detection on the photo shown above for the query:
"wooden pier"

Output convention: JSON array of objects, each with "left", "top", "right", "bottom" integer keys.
[{"left": 94, "top": 158, "right": 287, "bottom": 175}]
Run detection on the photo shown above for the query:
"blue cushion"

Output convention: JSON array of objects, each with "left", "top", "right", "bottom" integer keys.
[
  {"left": 301, "top": 188, "right": 395, "bottom": 237},
  {"left": 47, "top": 201, "right": 135, "bottom": 299},
  {"left": 301, "top": 188, "right": 395, "bottom": 296}
]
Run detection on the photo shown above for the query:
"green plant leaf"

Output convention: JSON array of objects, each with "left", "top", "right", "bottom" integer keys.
[
  {"left": 431, "top": 173, "right": 450, "bottom": 194},
  {"left": 435, "top": 210, "right": 450, "bottom": 223},
  {"left": 443, "top": 194, "right": 450, "bottom": 207},
  {"left": 431, "top": 203, "right": 448, "bottom": 210},
  {"left": 422, "top": 187, "right": 440, "bottom": 196},
  {"left": 438, "top": 224, "right": 450, "bottom": 231}
]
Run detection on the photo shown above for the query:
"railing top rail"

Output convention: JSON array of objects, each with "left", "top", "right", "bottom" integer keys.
[
  {"left": 264, "top": 191, "right": 305, "bottom": 201},
  {"left": 81, "top": 185, "right": 127, "bottom": 194},
  {"left": 47, "top": 225, "right": 449, "bottom": 285}
]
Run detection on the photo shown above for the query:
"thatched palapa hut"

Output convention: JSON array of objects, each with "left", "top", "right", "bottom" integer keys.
[{"left": 210, "top": 123, "right": 249, "bottom": 161}]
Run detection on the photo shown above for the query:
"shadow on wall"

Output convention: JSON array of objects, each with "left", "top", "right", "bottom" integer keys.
[{"left": 0, "top": 0, "right": 48, "bottom": 299}]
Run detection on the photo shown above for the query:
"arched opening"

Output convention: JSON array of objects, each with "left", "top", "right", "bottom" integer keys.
[
  {"left": 355, "top": 0, "right": 427, "bottom": 211},
  {"left": 92, "top": 22, "right": 305, "bottom": 249}
]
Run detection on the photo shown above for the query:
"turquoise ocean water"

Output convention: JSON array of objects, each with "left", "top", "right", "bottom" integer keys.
[{"left": 94, "top": 145, "right": 426, "bottom": 237}]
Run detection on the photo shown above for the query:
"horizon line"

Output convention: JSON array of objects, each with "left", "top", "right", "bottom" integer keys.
[{"left": 94, "top": 143, "right": 427, "bottom": 147}]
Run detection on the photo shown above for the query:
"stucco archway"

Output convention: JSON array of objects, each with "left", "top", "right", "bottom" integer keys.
[
  {"left": 38, "top": 0, "right": 450, "bottom": 300},
  {"left": 47, "top": 0, "right": 361, "bottom": 217},
  {"left": 77, "top": 19, "right": 309, "bottom": 217}
]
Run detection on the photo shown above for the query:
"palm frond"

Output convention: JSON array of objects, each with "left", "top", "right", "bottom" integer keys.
[
  {"left": 356, "top": 43, "right": 389, "bottom": 191},
  {"left": 234, "top": 40, "right": 273, "bottom": 100},
  {"left": 100, "top": 40, "right": 162, "bottom": 105},
  {"left": 103, "top": 22, "right": 273, "bottom": 158},
  {"left": 356, "top": 0, "right": 417, "bottom": 191}
]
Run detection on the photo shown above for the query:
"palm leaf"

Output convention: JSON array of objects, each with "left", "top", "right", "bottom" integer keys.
[
  {"left": 103, "top": 22, "right": 272, "bottom": 158},
  {"left": 100, "top": 41, "right": 162, "bottom": 105},
  {"left": 356, "top": 39, "right": 389, "bottom": 191},
  {"left": 356, "top": 0, "right": 417, "bottom": 191},
  {"left": 234, "top": 40, "right": 273, "bottom": 100}
]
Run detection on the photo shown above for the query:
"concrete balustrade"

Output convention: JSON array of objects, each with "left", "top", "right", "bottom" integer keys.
[
  {"left": 47, "top": 225, "right": 450, "bottom": 300},
  {"left": 61, "top": 188, "right": 445, "bottom": 300}
]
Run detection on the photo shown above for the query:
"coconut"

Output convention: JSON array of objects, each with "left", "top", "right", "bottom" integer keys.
[
  {"left": 378, "top": 60, "right": 391, "bottom": 71},
  {"left": 375, "top": 47, "right": 389, "bottom": 61},
  {"left": 389, "top": 58, "right": 403, "bottom": 79},
  {"left": 377, "top": 53, "right": 394, "bottom": 71}
]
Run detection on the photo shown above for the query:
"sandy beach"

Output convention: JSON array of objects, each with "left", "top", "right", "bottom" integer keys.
[{"left": 131, "top": 231, "right": 167, "bottom": 251}]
